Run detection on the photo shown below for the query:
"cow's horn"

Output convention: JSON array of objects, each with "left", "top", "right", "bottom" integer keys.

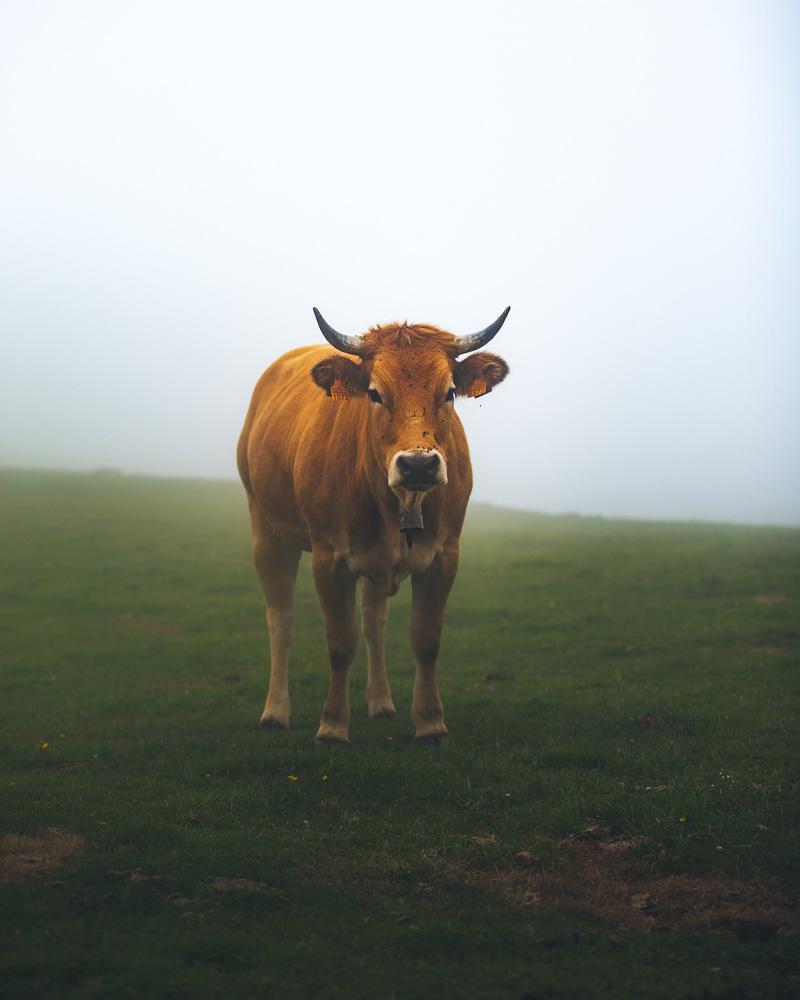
[
  {"left": 313, "top": 307, "right": 366, "bottom": 356},
  {"left": 455, "top": 306, "right": 511, "bottom": 354}
]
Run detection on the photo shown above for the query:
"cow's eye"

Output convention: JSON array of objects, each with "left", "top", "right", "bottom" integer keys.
[
  {"left": 445, "top": 387, "right": 456, "bottom": 403},
  {"left": 368, "top": 388, "right": 383, "bottom": 404}
]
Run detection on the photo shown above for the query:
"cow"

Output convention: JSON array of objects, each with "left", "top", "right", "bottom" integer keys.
[{"left": 237, "top": 307, "right": 510, "bottom": 744}]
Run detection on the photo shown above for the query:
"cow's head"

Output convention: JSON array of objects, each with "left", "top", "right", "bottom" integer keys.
[{"left": 310, "top": 308, "right": 509, "bottom": 511}]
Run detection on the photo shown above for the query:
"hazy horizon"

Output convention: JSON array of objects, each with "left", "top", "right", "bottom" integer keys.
[{"left": 2, "top": 1, "right": 798, "bottom": 526}]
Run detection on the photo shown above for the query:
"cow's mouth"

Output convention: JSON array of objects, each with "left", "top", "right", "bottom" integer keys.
[{"left": 388, "top": 449, "right": 447, "bottom": 492}]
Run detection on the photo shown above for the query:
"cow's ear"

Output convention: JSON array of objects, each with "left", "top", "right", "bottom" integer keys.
[
  {"left": 311, "top": 355, "right": 368, "bottom": 400},
  {"left": 454, "top": 352, "right": 509, "bottom": 398}
]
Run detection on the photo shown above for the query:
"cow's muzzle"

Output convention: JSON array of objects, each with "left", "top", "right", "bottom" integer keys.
[{"left": 389, "top": 449, "right": 447, "bottom": 492}]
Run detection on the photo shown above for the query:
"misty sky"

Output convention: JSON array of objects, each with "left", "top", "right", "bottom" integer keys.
[{"left": 1, "top": 1, "right": 798, "bottom": 525}]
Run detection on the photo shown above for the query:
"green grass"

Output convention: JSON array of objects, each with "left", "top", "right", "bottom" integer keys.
[{"left": 1, "top": 468, "right": 799, "bottom": 999}]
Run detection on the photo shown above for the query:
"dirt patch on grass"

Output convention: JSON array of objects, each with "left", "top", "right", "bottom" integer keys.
[
  {"left": 119, "top": 614, "right": 184, "bottom": 635},
  {"left": 633, "top": 714, "right": 673, "bottom": 731},
  {"left": 206, "top": 876, "right": 273, "bottom": 893},
  {"left": 203, "top": 877, "right": 289, "bottom": 904},
  {"left": 0, "top": 829, "right": 82, "bottom": 884},
  {"left": 149, "top": 673, "right": 242, "bottom": 693},
  {"left": 752, "top": 595, "right": 790, "bottom": 605},
  {"left": 447, "top": 839, "right": 799, "bottom": 936},
  {"left": 107, "top": 868, "right": 167, "bottom": 883}
]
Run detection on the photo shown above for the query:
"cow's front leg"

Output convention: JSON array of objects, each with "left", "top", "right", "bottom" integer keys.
[
  {"left": 359, "top": 577, "right": 396, "bottom": 718},
  {"left": 312, "top": 547, "right": 358, "bottom": 745},
  {"left": 410, "top": 540, "right": 459, "bottom": 743}
]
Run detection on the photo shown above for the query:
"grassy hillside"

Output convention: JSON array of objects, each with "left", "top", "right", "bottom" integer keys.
[{"left": 1, "top": 469, "right": 799, "bottom": 999}]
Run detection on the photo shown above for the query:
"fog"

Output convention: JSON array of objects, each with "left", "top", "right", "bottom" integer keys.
[{"left": 1, "top": 1, "right": 798, "bottom": 525}]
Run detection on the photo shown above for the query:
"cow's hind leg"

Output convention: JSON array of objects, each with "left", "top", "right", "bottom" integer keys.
[
  {"left": 359, "top": 578, "right": 396, "bottom": 719},
  {"left": 409, "top": 541, "right": 459, "bottom": 743},
  {"left": 312, "top": 547, "right": 358, "bottom": 745},
  {"left": 252, "top": 521, "right": 301, "bottom": 730}
]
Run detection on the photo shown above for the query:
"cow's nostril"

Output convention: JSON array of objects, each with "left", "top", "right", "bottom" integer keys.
[{"left": 425, "top": 453, "right": 440, "bottom": 474}]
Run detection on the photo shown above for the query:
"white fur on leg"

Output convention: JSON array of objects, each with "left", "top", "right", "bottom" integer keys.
[
  {"left": 411, "top": 663, "right": 448, "bottom": 742},
  {"left": 314, "top": 678, "right": 351, "bottom": 745},
  {"left": 359, "top": 580, "right": 397, "bottom": 718},
  {"left": 259, "top": 607, "right": 293, "bottom": 729}
]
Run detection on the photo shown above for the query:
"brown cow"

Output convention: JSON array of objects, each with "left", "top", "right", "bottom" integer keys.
[{"left": 237, "top": 308, "right": 510, "bottom": 744}]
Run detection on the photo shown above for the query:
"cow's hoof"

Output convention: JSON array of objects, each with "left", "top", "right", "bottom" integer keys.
[
  {"left": 314, "top": 722, "right": 351, "bottom": 746},
  {"left": 368, "top": 703, "right": 397, "bottom": 720},
  {"left": 314, "top": 733, "right": 351, "bottom": 747},
  {"left": 414, "top": 725, "right": 449, "bottom": 746},
  {"left": 259, "top": 713, "right": 290, "bottom": 730}
]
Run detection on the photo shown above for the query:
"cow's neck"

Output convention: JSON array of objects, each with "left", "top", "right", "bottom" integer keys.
[{"left": 340, "top": 473, "right": 439, "bottom": 593}]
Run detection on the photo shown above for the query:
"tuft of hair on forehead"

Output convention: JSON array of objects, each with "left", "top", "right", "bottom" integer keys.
[{"left": 361, "top": 322, "right": 460, "bottom": 356}]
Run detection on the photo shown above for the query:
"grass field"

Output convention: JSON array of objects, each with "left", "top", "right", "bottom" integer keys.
[{"left": 1, "top": 468, "right": 799, "bottom": 999}]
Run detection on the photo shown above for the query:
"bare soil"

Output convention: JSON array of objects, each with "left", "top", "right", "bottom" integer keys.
[
  {"left": 449, "top": 834, "right": 799, "bottom": 938},
  {"left": 0, "top": 830, "right": 83, "bottom": 885}
]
